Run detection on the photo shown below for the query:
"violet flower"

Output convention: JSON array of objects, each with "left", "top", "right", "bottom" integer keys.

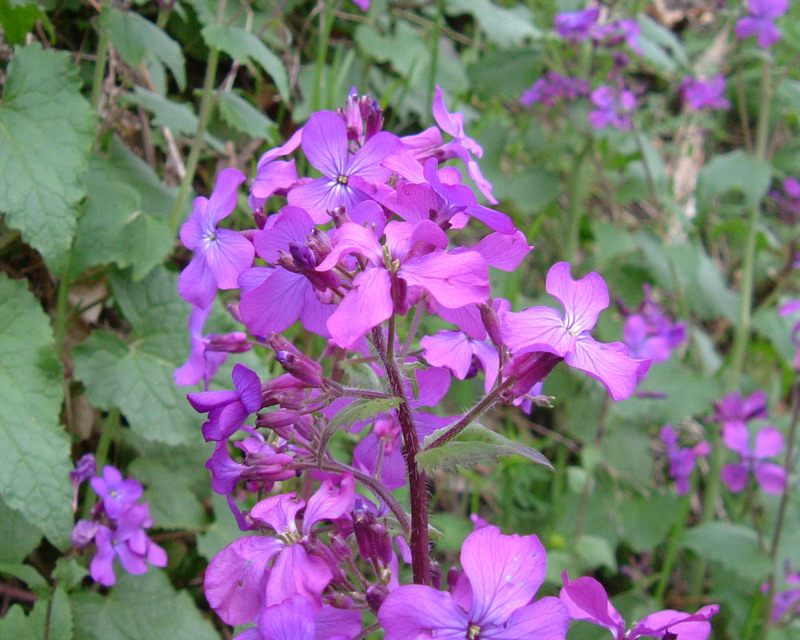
[
  {"left": 771, "top": 562, "right": 800, "bottom": 624},
  {"left": 622, "top": 286, "right": 686, "bottom": 373},
  {"left": 90, "top": 465, "right": 143, "bottom": 520},
  {"left": 660, "top": 425, "right": 710, "bottom": 495},
  {"left": 715, "top": 390, "right": 769, "bottom": 431},
  {"left": 721, "top": 424, "right": 786, "bottom": 494},
  {"left": 187, "top": 363, "right": 262, "bottom": 441},
  {"left": 520, "top": 72, "right": 589, "bottom": 106},
  {"left": 287, "top": 110, "right": 399, "bottom": 222},
  {"left": 680, "top": 76, "right": 730, "bottom": 111},
  {"left": 554, "top": 6, "right": 600, "bottom": 41},
  {"left": 589, "top": 85, "right": 636, "bottom": 130},
  {"left": 560, "top": 573, "right": 718, "bottom": 639},
  {"left": 378, "top": 525, "right": 570, "bottom": 640},
  {"left": 735, "top": 0, "right": 788, "bottom": 48},
  {"left": 502, "top": 262, "right": 648, "bottom": 402},
  {"left": 178, "top": 168, "right": 253, "bottom": 309}
]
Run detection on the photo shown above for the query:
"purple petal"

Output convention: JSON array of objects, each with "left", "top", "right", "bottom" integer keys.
[
  {"left": 461, "top": 526, "right": 546, "bottom": 626},
  {"left": 315, "top": 604, "right": 363, "bottom": 640},
  {"left": 251, "top": 159, "right": 299, "bottom": 200},
  {"left": 502, "top": 307, "right": 573, "bottom": 357},
  {"left": 300, "top": 285, "right": 335, "bottom": 338},
  {"left": 302, "top": 473, "right": 355, "bottom": 535},
  {"left": 257, "top": 128, "right": 303, "bottom": 167},
  {"left": 559, "top": 574, "right": 626, "bottom": 633},
  {"left": 470, "top": 231, "right": 532, "bottom": 271},
  {"left": 205, "top": 230, "right": 255, "bottom": 290},
  {"left": 90, "top": 526, "right": 117, "bottom": 586},
  {"left": 178, "top": 252, "right": 218, "bottom": 308},
  {"left": 265, "top": 544, "right": 333, "bottom": 607},
  {"left": 378, "top": 585, "right": 468, "bottom": 640},
  {"left": 302, "top": 111, "right": 349, "bottom": 177},
  {"left": 415, "top": 366, "right": 452, "bottom": 407},
  {"left": 399, "top": 251, "right": 489, "bottom": 308},
  {"left": 353, "top": 435, "right": 406, "bottom": 490},
  {"left": 488, "top": 597, "right": 570, "bottom": 640},
  {"left": 316, "top": 222, "right": 384, "bottom": 270},
  {"left": 421, "top": 331, "right": 474, "bottom": 379},
  {"left": 564, "top": 338, "right": 642, "bottom": 401},
  {"left": 722, "top": 424, "right": 751, "bottom": 458},
  {"left": 382, "top": 147, "right": 426, "bottom": 183},
  {"left": 207, "top": 168, "right": 247, "bottom": 225},
  {"left": 254, "top": 206, "right": 316, "bottom": 263},
  {"left": 631, "top": 605, "right": 719, "bottom": 640},
  {"left": 232, "top": 364, "right": 262, "bottom": 412},
  {"left": 436, "top": 303, "right": 486, "bottom": 339},
  {"left": 754, "top": 462, "right": 786, "bottom": 494},
  {"left": 251, "top": 493, "right": 304, "bottom": 533},
  {"left": 287, "top": 178, "right": 350, "bottom": 224},
  {"left": 205, "top": 535, "right": 284, "bottom": 625},
  {"left": 754, "top": 426, "right": 783, "bottom": 459},
  {"left": 327, "top": 268, "right": 393, "bottom": 348},
  {"left": 347, "top": 131, "right": 400, "bottom": 183},
  {"left": 187, "top": 389, "right": 238, "bottom": 413},
  {"left": 721, "top": 464, "right": 749, "bottom": 492},
  {"left": 546, "top": 262, "right": 609, "bottom": 334},
  {"left": 239, "top": 269, "right": 309, "bottom": 335},
  {"left": 349, "top": 200, "right": 388, "bottom": 237},
  {"left": 257, "top": 595, "right": 317, "bottom": 640}
]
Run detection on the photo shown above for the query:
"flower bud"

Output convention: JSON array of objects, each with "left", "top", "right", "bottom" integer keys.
[
  {"left": 268, "top": 335, "right": 325, "bottom": 387},
  {"left": 366, "top": 583, "right": 389, "bottom": 612},
  {"left": 289, "top": 242, "right": 317, "bottom": 271},
  {"left": 478, "top": 302, "right": 505, "bottom": 348},
  {"left": 256, "top": 409, "right": 300, "bottom": 431},
  {"left": 207, "top": 332, "right": 251, "bottom": 353},
  {"left": 353, "top": 499, "right": 393, "bottom": 566},
  {"left": 501, "top": 352, "right": 563, "bottom": 402},
  {"left": 71, "top": 519, "right": 99, "bottom": 548}
]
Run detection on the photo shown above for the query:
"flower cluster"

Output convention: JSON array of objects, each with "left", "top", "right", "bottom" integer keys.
[
  {"left": 661, "top": 425, "right": 710, "bottom": 495},
  {"left": 680, "top": 76, "right": 730, "bottom": 112},
  {"left": 735, "top": 0, "right": 788, "bottom": 49},
  {"left": 70, "top": 461, "right": 167, "bottom": 586}
]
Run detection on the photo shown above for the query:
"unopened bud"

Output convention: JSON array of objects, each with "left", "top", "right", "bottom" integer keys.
[
  {"left": 207, "top": 332, "right": 251, "bottom": 353},
  {"left": 330, "top": 206, "right": 351, "bottom": 228},
  {"left": 268, "top": 335, "right": 325, "bottom": 387},
  {"left": 257, "top": 409, "right": 300, "bottom": 430},
  {"left": 353, "top": 500, "right": 393, "bottom": 566},
  {"left": 289, "top": 242, "right": 317, "bottom": 271},
  {"left": 479, "top": 302, "right": 504, "bottom": 348},
  {"left": 329, "top": 533, "right": 353, "bottom": 560},
  {"left": 71, "top": 519, "right": 99, "bottom": 548},
  {"left": 364, "top": 99, "right": 383, "bottom": 140},
  {"left": 366, "top": 583, "right": 389, "bottom": 612}
]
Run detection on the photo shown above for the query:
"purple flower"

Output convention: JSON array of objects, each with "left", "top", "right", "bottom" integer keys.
[
  {"left": 502, "top": 262, "right": 648, "bottom": 401},
  {"left": 715, "top": 390, "right": 768, "bottom": 431},
  {"left": 680, "top": 76, "right": 730, "bottom": 111},
  {"left": 554, "top": 6, "right": 600, "bottom": 41},
  {"left": 71, "top": 453, "right": 96, "bottom": 510},
  {"left": 771, "top": 562, "right": 800, "bottom": 624},
  {"left": 520, "top": 73, "right": 589, "bottom": 106},
  {"left": 287, "top": 110, "right": 400, "bottom": 222},
  {"left": 622, "top": 286, "right": 686, "bottom": 373},
  {"left": 187, "top": 363, "right": 262, "bottom": 441},
  {"left": 178, "top": 168, "right": 253, "bottom": 308},
  {"left": 421, "top": 330, "right": 499, "bottom": 393},
  {"left": 660, "top": 425, "right": 710, "bottom": 495},
  {"left": 378, "top": 525, "right": 570, "bottom": 640},
  {"left": 735, "top": 0, "right": 788, "bottom": 48},
  {"left": 560, "top": 573, "right": 718, "bottom": 639},
  {"left": 90, "top": 465, "right": 143, "bottom": 520},
  {"left": 589, "top": 85, "right": 636, "bottom": 130},
  {"left": 90, "top": 503, "right": 167, "bottom": 586},
  {"left": 595, "top": 18, "right": 643, "bottom": 54},
  {"left": 770, "top": 177, "right": 800, "bottom": 221},
  {"left": 233, "top": 594, "right": 362, "bottom": 640},
  {"left": 721, "top": 424, "right": 786, "bottom": 494}
]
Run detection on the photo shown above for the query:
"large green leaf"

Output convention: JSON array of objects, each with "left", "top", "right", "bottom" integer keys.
[
  {"left": 0, "top": 274, "right": 73, "bottom": 550},
  {"left": 72, "top": 570, "right": 220, "bottom": 640},
  {"left": 0, "top": 44, "right": 93, "bottom": 271},
  {"left": 445, "top": 0, "right": 540, "bottom": 47},
  {"left": 218, "top": 91, "right": 276, "bottom": 140},
  {"left": 683, "top": 522, "right": 770, "bottom": 582},
  {"left": 698, "top": 150, "right": 772, "bottom": 209},
  {"left": 0, "top": 498, "right": 42, "bottom": 563},
  {"left": 417, "top": 423, "right": 554, "bottom": 473},
  {"left": 129, "top": 458, "right": 207, "bottom": 530},
  {"left": 101, "top": 8, "right": 186, "bottom": 90},
  {"left": 0, "top": 587, "right": 72, "bottom": 640},
  {"left": 72, "top": 267, "right": 202, "bottom": 446},
  {"left": 0, "top": 0, "right": 52, "bottom": 45},
  {"left": 201, "top": 24, "right": 290, "bottom": 101},
  {"left": 71, "top": 155, "right": 173, "bottom": 280}
]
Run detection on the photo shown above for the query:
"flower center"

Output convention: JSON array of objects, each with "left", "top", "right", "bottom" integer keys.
[
  {"left": 467, "top": 623, "right": 481, "bottom": 640},
  {"left": 337, "top": 174, "right": 349, "bottom": 185}
]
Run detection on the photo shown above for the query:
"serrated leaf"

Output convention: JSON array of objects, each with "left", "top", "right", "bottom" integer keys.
[
  {"left": 53, "top": 558, "right": 89, "bottom": 591},
  {"left": 0, "top": 587, "right": 72, "bottom": 640},
  {"left": 319, "top": 397, "right": 401, "bottom": 454},
  {"left": 0, "top": 43, "right": 93, "bottom": 270},
  {"left": 72, "top": 267, "right": 202, "bottom": 446},
  {"left": 71, "top": 570, "right": 219, "bottom": 640},
  {"left": 129, "top": 459, "right": 207, "bottom": 530},
  {"left": 683, "top": 522, "right": 770, "bottom": 582},
  {"left": 0, "top": 274, "right": 73, "bottom": 550},
  {"left": 0, "top": 0, "right": 51, "bottom": 45},
  {"left": 71, "top": 155, "right": 173, "bottom": 280},
  {"left": 218, "top": 91, "right": 276, "bottom": 140},
  {"left": 445, "top": 0, "right": 540, "bottom": 46},
  {"left": 201, "top": 25, "right": 289, "bottom": 101},
  {"left": 417, "top": 423, "right": 554, "bottom": 473},
  {"left": 101, "top": 8, "right": 186, "bottom": 90},
  {"left": 0, "top": 563, "right": 48, "bottom": 591}
]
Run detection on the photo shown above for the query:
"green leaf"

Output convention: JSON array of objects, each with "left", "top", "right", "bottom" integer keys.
[
  {"left": 445, "top": 0, "right": 540, "bottom": 47},
  {"left": 0, "top": 587, "right": 72, "bottom": 640},
  {"left": 683, "top": 522, "right": 770, "bottom": 582},
  {"left": 201, "top": 25, "right": 290, "bottom": 101},
  {"left": 575, "top": 535, "right": 617, "bottom": 572},
  {"left": 218, "top": 91, "right": 276, "bottom": 140},
  {"left": 417, "top": 423, "right": 554, "bottom": 473},
  {"left": 698, "top": 150, "right": 772, "bottom": 208},
  {"left": 100, "top": 8, "right": 186, "bottom": 90},
  {"left": 72, "top": 570, "right": 219, "bottom": 640},
  {"left": 636, "top": 14, "right": 688, "bottom": 72},
  {"left": 72, "top": 267, "right": 202, "bottom": 446},
  {"left": 318, "top": 397, "right": 401, "bottom": 453},
  {"left": 0, "top": 563, "right": 48, "bottom": 591},
  {"left": 618, "top": 494, "right": 681, "bottom": 552},
  {"left": 0, "top": 274, "right": 73, "bottom": 550},
  {"left": 129, "top": 459, "right": 207, "bottom": 530},
  {"left": 0, "top": 44, "right": 93, "bottom": 270},
  {"left": 0, "top": 0, "right": 51, "bottom": 45},
  {"left": 71, "top": 155, "right": 173, "bottom": 280},
  {"left": 53, "top": 558, "right": 90, "bottom": 591},
  {"left": 0, "top": 498, "right": 42, "bottom": 563}
]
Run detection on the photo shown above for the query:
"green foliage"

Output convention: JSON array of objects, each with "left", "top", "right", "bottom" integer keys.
[
  {"left": 0, "top": 498, "right": 42, "bottom": 563},
  {"left": 683, "top": 523, "right": 771, "bottom": 582},
  {"left": 418, "top": 423, "right": 554, "bottom": 473},
  {"left": 71, "top": 570, "right": 220, "bottom": 640},
  {"left": 0, "top": 274, "right": 73, "bottom": 550},
  {"left": 129, "top": 458, "right": 207, "bottom": 530},
  {"left": 319, "top": 397, "right": 402, "bottom": 453},
  {"left": 0, "top": 43, "right": 93, "bottom": 272},
  {"left": 0, "top": 587, "right": 72, "bottom": 640}
]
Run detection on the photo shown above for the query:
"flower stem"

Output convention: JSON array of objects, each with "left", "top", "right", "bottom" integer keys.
[
  {"left": 426, "top": 0, "right": 444, "bottom": 123},
  {"left": 90, "top": 0, "right": 112, "bottom": 114},
  {"left": 82, "top": 408, "right": 119, "bottom": 519},
  {"left": 654, "top": 481, "right": 695, "bottom": 602},
  {"left": 371, "top": 326, "right": 430, "bottom": 585},
  {"left": 565, "top": 139, "right": 593, "bottom": 262},
  {"left": 168, "top": 0, "right": 227, "bottom": 234},
  {"left": 311, "top": 0, "right": 334, "bottom": 113}
]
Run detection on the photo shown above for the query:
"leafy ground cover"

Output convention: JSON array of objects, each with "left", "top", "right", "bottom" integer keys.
[{"left": 0, "top": 0, "right": 798, "bottom": 638}]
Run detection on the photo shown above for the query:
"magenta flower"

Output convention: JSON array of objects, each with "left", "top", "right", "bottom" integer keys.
[
  {"left": 178, "top": 168, "right": 253, "bottom": 308},
  {"left": 520, "top": 72, "right": 589, "bottom": 106},
  {"left": 680, "top": 76, "right": 730, "bottom": 111},
  {"left": 735, "top": 0, "right": 788, "bottom": 48},
  {"left": 721, "top": 424, "right": 786, "bottom": 494},
  {"left": 187, "top": 363, "right": 262, "bottom": 441},
  {"left": 421, "top": 330, "right": 499, "bottom": 392},
  {"left": 502, "top": 262, "right": 648, "bottom": 401},
  {"left": 660, "top": 425, "right": 710, "bottom": 495},
  {"left": 771, "top": 562, "right": 800, "bottom": 624},
  {"left": 622, "top": 286, "right": 686, "bottom": 375},
  {"left": 90, "top": 465, "right": 143, "bottom": 520},
  {"left": 378, "top": 525, "right": 570, "bottom": 640},
  {"left": 287, "top": 110, "right": 399, "bottom": 222},
  {"left": 560, "top": 573, "right": 718, "bottom": 639},
  {"left": 554, "top": 6, "right": 600, "bottom": 41},
  {"left": 715, "top": 390, "right": 768, "bottom": 431},
  {"left": 589, "top": 85, "right": 636, "bottom": 130}
]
